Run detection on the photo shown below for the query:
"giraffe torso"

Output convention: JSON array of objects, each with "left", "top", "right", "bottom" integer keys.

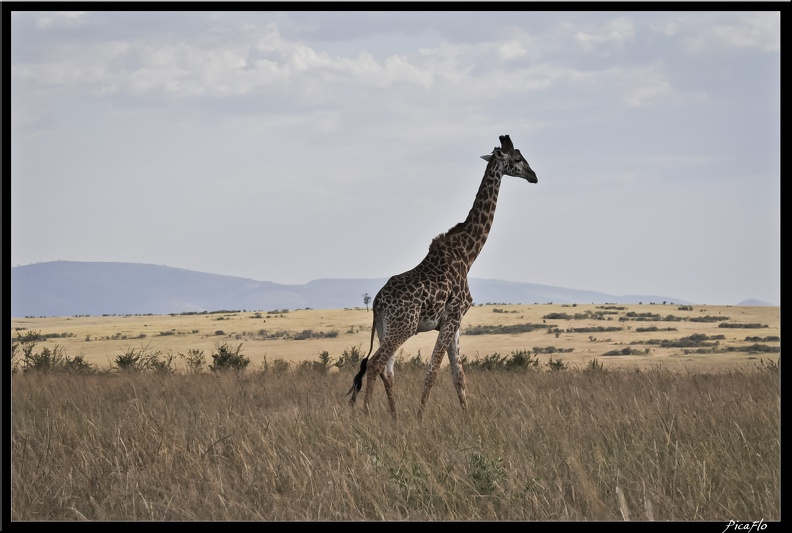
[{"left": 373, "top": 234, "right": 475, "bottom": 338}]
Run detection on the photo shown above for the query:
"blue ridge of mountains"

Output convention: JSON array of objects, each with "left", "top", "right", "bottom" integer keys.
[{"left": 9, "top": 261, "right": 705, "bottom": 318}]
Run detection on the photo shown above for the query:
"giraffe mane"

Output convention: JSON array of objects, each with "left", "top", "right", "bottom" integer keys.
[{"left": 429, "top": 222, "right": 466, "bottom": 251}]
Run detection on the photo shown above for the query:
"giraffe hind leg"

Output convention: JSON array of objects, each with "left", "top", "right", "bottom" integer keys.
[
  {"left": 379, "top": 356, "right": 397, "bottom": 418},
  {"left": 362, "top": 343, "right": 402, "bottom": 416}
]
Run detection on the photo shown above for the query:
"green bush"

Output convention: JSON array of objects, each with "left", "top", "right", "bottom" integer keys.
[
  {"left": 335, "top": 345, "right": 364, "bottom": 369},
  {"left": 468, "top": 452, "right": 506, "bottom": 495},
  {"left": 504, "top": 349, "right": 539, "bottom": 371},
  {"left": 11, "top": 332, "right": 95, "bottom": 374},
  {"left": 546, "top": 356, "right": 568, "bottom": 371},
  {"left": 564, "top": 326, "right": 623, "bottom": 333},
  {"left": 24, "top": 346, "right": 93, "bottom": 374},
  {"left": 306, "top": 351, "right": 337, "bottom": 374},
  {"left": 543, "top": 312, "right": 572, "bottom": 320},
  {"left": 318, "top": 350, "right": 333, "bottom": 368},
  {"left": 261, "top": 356, "right": 290, "bottom": 374},
  {"left": 642, "top": 333, "right": 725, "bottom": 349},
  {"left": 293, "top": 329, "right": 339, "bottom": 340},
  {"left": 466, "top": 350, "right": 539, "bottom": 371},
  {"left": 179, "top": 349, "right": 206, "bottom": 374},
  {"left": 114, "top": 346, "right": 174, "bottom": 372},
  {"left": 604, "top": 347, "right": 638, "bottom": 356},
  {"left": 149, "top": 352, "right": 175, "bottom": 373},
  {"left": 395, "top": 350, "right": 424, "bottom": 370},
  {"left": 114, "top": 348, "right": 144, "bottom": 370},
  {"left": 724, "top": 343, "right": 780, "bottom": 353},
  {"left": 13, "top": 330, "right": 74, "bottom": 342},
  {"left": 464, "top": 323, "right": 548, "bottom": 335},
  {"left": 466, "top": 352, "right": 506, "bottom": 371},
  {"left": 689, "top": 315, "right": 730, "bottom": 323},
  {"left": 584, "top": 358, "right": 606, "bottom": 373},
  {"left": 210, "top": 343, "right": 250, "bottom": 372}
]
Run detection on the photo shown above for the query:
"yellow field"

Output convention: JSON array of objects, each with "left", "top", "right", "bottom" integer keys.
[{"left": 11, "top": 303, "right": 780, "bottom": 371}]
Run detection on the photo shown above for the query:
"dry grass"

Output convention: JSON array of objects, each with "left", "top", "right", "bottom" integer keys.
[
  {"left": 11, "top": 362, "right": 780, "bottom": 521},
  {"left": 10, "top": 303, "right": 781, "bottom": 520},
  {"left": 10, "top": 304, "right": 781, "bottom": 371}
]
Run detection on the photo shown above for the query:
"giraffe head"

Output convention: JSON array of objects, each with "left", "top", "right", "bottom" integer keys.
[{"left": 481, "top": 134, "right": 538, "bottom": 183}]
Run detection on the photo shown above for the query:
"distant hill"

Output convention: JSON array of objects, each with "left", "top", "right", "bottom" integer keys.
[
  {"left": 736, "top": 298, "right": 775, "bottom": 307},
  {"left": 10, "top": 261, "right": 694, "bottom": 317}
]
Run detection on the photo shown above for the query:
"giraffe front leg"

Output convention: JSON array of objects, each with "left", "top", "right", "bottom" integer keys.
[{"left": 447, "top": 328, "right": 467, "bottom": 410}]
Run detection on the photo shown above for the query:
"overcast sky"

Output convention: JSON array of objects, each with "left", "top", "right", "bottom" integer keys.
[{"left": 10, "top": 9, "right": 780, "bottom": 305}]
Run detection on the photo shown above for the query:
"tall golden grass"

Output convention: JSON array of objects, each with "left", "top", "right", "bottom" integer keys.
[{"left": 11, "top": 362, "right": 780, "bottom": 520}]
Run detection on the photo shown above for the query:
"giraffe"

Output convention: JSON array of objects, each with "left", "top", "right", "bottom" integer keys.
[{"left": 347, "top": 135, "right": 538, "bottom": 418}]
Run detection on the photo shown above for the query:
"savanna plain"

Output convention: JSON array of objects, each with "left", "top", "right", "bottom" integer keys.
[{"left": 10, "top": 304, "right": 780, "bottom": 520}]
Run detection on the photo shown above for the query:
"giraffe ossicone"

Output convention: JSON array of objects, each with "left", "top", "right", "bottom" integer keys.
[{"left": 348, "top": 134, "right": 538, "bottom": 418}]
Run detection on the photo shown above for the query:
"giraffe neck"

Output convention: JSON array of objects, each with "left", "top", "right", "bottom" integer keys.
[{"left": 452, "top": 158, "right": 505, "bottom": 266}]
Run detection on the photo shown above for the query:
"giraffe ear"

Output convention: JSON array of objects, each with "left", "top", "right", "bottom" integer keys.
[
  {"left": 481, "top": 146, "right": 508, "bottom": 162},
  {"left": 482, "top": 147, "right": 506, "bottom": 161}
]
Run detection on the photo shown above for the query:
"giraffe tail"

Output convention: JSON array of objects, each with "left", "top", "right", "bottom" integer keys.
[
  {"left": 347, "top": 356, "right": 368, "bottom": 400},
  {"left": 347, "top": 305, "right": 377, "bottom": 401}
]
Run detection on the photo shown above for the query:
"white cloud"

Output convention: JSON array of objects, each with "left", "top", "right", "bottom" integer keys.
[
  {"left": 682, "top": 12, "right": 780, "bottom": 54},
  {"left": 573, "top": 16, "right": 636, "bottom": 53},
  {"left": 651, "top": 20, "right": 679, "bottom": 38},
  {"left": 708, "top": 12, "right": 780, "bottom": 52},
  {"left": 496, "top": 40, "right": 529, "bottom": 61},
  {"left": 34, "top": 11, "right": 87, "bottom": 30},
  {"left": 621, "top": 66, "right": 672, "bottom": 108}
]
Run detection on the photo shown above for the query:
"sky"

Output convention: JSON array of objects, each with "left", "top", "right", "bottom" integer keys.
[{"left": 9, "top": 9, "right": 781, "bottom": 305}]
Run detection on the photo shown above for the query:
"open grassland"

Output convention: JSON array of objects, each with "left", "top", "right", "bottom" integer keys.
[
  {"left": 11, "top": 364, "right": 780, "bottom": 520},
  {"left": 10, "top": 304, "right": 781, "bottom": 372},
  {"left": 10, "top": 304, "right": 781, "bottom": 520}
]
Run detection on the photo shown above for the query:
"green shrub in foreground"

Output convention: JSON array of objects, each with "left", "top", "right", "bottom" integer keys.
[
  {"left": 209, "top": 342, "right": 250, "bottom": 372},
  {"left": 11, "top": 332, "right": 95, "bottom": 374}
]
